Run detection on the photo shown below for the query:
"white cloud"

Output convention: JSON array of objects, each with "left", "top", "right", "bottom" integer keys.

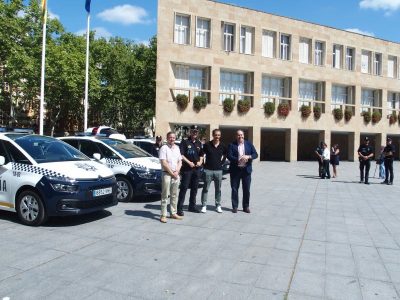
[
  {"left": 48, "top": 9, "right": 60, "bottom": 20},
  {"left": 97, "top": 5, "right": 150, "bottom": 25},
  {"left": 345, "top": 28, "right": 375, "bottom": 37},
  {"left": 76, "top": 27, "right": 112, "bottom": 39},
  {"left": 360, "top": 0, "right": 400, "bottom": 12}
]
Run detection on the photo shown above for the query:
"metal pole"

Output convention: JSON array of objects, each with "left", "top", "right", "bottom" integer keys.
[
  {"left": 39, "top": 4, "right": 48, "bottom": 135},
  {"left": 84, "top": 12, "right": 90, "bottom": 131}
]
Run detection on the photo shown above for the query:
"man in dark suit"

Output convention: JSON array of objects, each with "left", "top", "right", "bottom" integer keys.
[{"left": 227, "top": 130, "right": 258, "bottom": 213}]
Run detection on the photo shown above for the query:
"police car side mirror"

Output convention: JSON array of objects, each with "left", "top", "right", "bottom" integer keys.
[
  {"left": 0, "top": 156, "right": 5, "bottom": 166},
  {"left": 93, "top": 153, "right": 101, "bottom": 160}
]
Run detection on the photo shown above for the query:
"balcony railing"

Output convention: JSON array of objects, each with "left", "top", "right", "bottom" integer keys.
[
  {"left": 331, "top": 104, "right": 356, "bottom": 116},
  {"left": 219, "top": 93, "right": 254, "bottom": 107},
  {"left": 298, "top": 99, "right": 325, "bottom": 113},
  {"left": 170, "top": 88, "right": 211, "bottom": 104},
  {"left": 260, "top": 96, "right": 292, "bottom": 111}
]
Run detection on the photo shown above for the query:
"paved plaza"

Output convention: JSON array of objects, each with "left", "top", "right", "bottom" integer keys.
[{"left": 0, "top": 161, "right": 400, "bottom": 299}]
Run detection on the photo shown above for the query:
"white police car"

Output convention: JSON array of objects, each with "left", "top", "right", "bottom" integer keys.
[
  {"left": 0, "top": 133, "right": 117, "bottom": 226},
  {"left": 60, "top": 136, "right": 161, "bottom": 202}
]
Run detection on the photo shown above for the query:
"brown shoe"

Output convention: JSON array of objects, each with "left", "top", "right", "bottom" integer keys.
[
  {"left": 160, "top": 216, "right": 167, "bottom": 223},
  {"left": 171, "top": 214, "right": 183, "bottom": 220},
  {"left": 232, "top": 208, "right": 238, "bottom": 213},
  {"left": 243, "top": 207, "right": 251, "bottom": 213}
]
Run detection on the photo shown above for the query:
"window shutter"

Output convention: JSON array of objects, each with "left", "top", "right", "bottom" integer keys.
[
  {"left": 284, "top": 78, "right": 290, "bottom": 98},
  {"left": 347, "top": 86, "right": 353, "bottom": 104},
  {"left": 361, "top": 53, "right": 369, "bottom": 73},
  {"left": 388, "top": 58, "right": 394, "bottom": 78}
]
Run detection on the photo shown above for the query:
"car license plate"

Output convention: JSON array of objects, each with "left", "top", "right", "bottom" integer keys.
[{"left": 93, "top": 187, "right": 112, "bottom": 197}]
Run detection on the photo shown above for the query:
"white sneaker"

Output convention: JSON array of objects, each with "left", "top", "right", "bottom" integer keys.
[
  {"left": 201, "top": 206, "right": 207, "bottom": 213},
  {"left": 216, "top": 206, "right": 222, "bottom": 213}
]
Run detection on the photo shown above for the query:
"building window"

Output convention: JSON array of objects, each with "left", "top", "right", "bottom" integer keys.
[
  {"left": 346, "top": 47, "right": 355, "bottom": 71},
  {"left": 174, "top": 14, "right": 190, "bottom": 45},
  {"left": 388, "top": 92, "right": 400, "bottom": 110},
  {"left": 332, "top": 44, "right": 343, "bottom": 69},
  {"left": 280, "top": 34, "right": 291, "bottom": 60},
  {"left": 173, "top": 64, "right": 209, "bottom": 95},
  {"left": 314, "top": 41, "right": 325, "bottom": 66},
  {"left": 299, "top": 38, "right": 311, "bottom": 64},
  {"left": 219, "top": 70, "right": 252, "bottom": 103},
  {"left": 261, "top": 75, "right": 291, "bottom": 105},
  {"left": 240, "top": 26, "right": 254, "bottom": 55},
  {"left": 262, "top": 30, "right": 276, "bottom": 58},
  {"left": 196, "top": 17, "right": 210, "bottom": 48},
  {"left": 374, "top": 53, "right": 382, "bottom": 76},
  {"left": 361, "top": 50, "right": 371, "bottom": 74},
  {"left": 388, "top": 56, "right": 397, "bottom": 78},
  {"left": 361, "top": 88, "right": 381, "bottom": 107},
  {"left": 299, "top": 79, "right": 324, "bottom": 109},
  {"left": 222, "top": 22, "right": 235, "bottom": 52}
]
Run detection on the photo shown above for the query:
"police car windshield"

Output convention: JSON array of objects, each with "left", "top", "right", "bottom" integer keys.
[
  {"left": 101, "top": 138, "right": 151, "bottom": 158},
  {"left": 8, "top": 135, "right": 89, "bottom": 163}
]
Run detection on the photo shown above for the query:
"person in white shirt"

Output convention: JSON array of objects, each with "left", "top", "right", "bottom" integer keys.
[
  {"left": 321, "top": 142, "right": 331, "bottom": 179},
  {"left": 159, "top": 132, "right": 183, "bottom": 223}
]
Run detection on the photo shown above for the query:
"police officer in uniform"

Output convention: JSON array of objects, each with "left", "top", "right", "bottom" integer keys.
[
  {"left": 177, "top": 125, "right": 204, "bottom": 215},
  {"left": 357, "top": 137, "right": 374, "bottom": 184},
  {"left": 314, "top": 142, "right": 324, "bottom": 178},
  {"left": 382, "top": 137, "right": 395, "bottom": 185},
  {"left": 151, "top": 135, "right": 163, "bottom": 157}
]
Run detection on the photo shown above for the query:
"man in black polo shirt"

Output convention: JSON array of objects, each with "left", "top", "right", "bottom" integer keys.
[
  {"left": 177, "top": 125, "right": 204, "bottom": 215},
  {"left": 358, "top": 137, "right": 374, "bottom": 185},
  {"left": 382, "top": 137, "right": 395, "bottom": 185},
  {"left": 201, "top": 129, "right": 227, "bottom": 213}
]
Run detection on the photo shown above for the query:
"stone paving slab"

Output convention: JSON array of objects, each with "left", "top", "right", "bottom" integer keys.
[{"left": 0, "top": 161, "right": 400, "bottom": 299}]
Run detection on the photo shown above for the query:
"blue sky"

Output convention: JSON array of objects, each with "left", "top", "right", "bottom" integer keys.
[{"left": 46, "top": 0, "right": 400, "bottom": 43}]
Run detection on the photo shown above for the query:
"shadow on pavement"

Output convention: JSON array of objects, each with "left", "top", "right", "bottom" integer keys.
[
  {"left": 125, "top": 209, "right": 159, "bottom": 221},
  {"left": 44, "top": 210, "right": 113, "bottom": 227},
  {"left": 296, "top": 175, "right": 321, "bottom": 179}
]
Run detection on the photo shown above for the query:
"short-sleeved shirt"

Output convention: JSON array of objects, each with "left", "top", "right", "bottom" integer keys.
[
  {"left": 180, "top": 138, "right": 204, "bottom": 171},
  {"left": 358, "top": 144, "right": 374, "bottom": 161},
  {"left": 384, "top": 144, "right": 396, "bottom": 160},
  {"left": 203, "top": 141, "right": 227, "bottom": 171},
  {"left": 159, "top": 144, "right": 181, "bottom": 172}
]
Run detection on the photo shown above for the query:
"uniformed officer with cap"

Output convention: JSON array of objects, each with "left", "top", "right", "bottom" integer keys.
[
  {"left": 382, "top": 137, "right": 395, "bottom": 185},
  {"left": 177, "top": 125, "right": 204, "bottom": 215},
  {"left": 358, "top": 137, "right": 374, "bottom": 184}
]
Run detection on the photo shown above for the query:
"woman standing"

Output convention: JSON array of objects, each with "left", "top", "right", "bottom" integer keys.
[{"left": 330, "top": 144, "right": 340, "bottom": 178}]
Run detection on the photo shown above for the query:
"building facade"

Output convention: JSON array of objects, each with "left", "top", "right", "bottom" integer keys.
[{"left": 156, "top": 0, "right": 400, "bottom": 161}]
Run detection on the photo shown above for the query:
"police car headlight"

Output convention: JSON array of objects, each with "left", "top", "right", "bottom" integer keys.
[
  {"left": 136, "top": 169, "right": 157, "bottom": 179},
  {"left": 50, "top": 183, "right": 79, "bottom": 192}
]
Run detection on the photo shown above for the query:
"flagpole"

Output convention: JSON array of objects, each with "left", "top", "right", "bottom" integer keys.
[
  {"left": 84, "top": 10, "right": 90, "bottom": 131},
  {"left": 39, "top": 2, "right": 48, "bottom": 135}
]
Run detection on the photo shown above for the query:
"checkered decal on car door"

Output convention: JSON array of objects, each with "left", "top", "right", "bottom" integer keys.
[
  {"left": 105, "top": 159, "right": 145, "bottom": 169},
  {"left": 12, "top": 163, "right": 68, "bottom": 179}
]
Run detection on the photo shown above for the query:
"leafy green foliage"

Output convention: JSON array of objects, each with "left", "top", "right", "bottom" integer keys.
[
  {"left": 263, "top": 101, "right": 275, "bottom": 116},
  {"left": 223, "top": 98, "right": 234, "bottom": 113},
  {"left": 193, "top": 95, "right": 207, "bottom": 111},
  {"left": 175, "top": 94, "right": 189, "bottom": 110},
  {"left": 0, "top": 1, "right": 157, "bottom": 135}
]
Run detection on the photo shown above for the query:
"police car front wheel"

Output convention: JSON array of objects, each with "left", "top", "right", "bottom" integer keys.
[
  {"left": 17, "top": 190, "right": 47, "bottom": 226},
  {"left": 116, "top": 177, "right": 133, "bottom": 202}
]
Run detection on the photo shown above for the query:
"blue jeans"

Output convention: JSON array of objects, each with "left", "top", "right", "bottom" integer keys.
[{"left": 201, "top": 169, "right": 223, "bottom": 207}]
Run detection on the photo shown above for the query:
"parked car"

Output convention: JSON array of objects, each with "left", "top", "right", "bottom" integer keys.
[
  {"left": 127, "top": 138, "right": 156, "bottom": 155},
  {"left": 0, "top": 133, "right": 117, "bottom": 226},
  {"left": 85, "top": 126, "right": 126, "bottom": 141},
  {"left": 60, "top": 136, "right": 162, "bottom": 202}
]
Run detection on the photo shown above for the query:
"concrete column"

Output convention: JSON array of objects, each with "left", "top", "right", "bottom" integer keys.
[
  {"left": 375, "top": 132, "right": 385, "bottom": 158},
  {"left": 210, "top": 66, "right": 220, "bottom": 105},
  {"left": 348, "top": 132, "right": 355, "bottom": 161},
  {"left": 353, "top": 131, "right": 361, "bottom": 161},
  {"left": 286, "top": 128, "right": 298, "bottom": 161},
  {"left": 250, "top": 126, "right": 261, "bottom": 156}
]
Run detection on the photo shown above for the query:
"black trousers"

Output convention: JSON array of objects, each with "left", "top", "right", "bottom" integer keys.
[
  {"left": 322, "top": 160, "right": 330, "bottom": 179},
  {"left": 317, "top": 160, "right": 323, "bottom": 177},
  {"left": 230, "top": 168, "right": 251, "bottom": 209},
  {"left": 177, "top": 168, "right": 201, "bottom": 212},
  {"left": 359, "top": 160, "right": 371, "bottom": 183},
  {"left": 384, "top": 159, "right": 394, "bottom": 183}
]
